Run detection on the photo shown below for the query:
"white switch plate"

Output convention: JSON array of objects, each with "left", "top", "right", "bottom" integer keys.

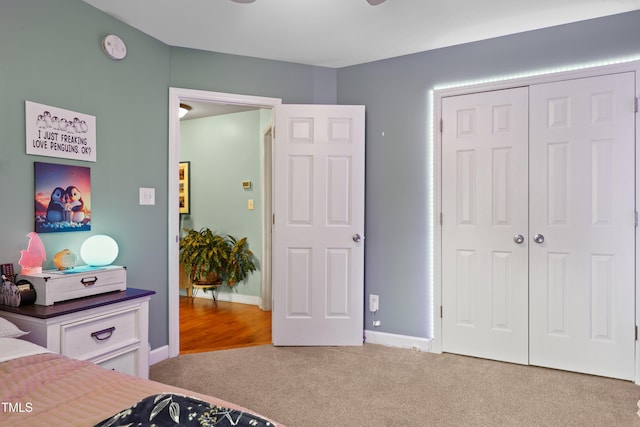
[{"left": 139, "top": 187, "right": 155, "bottom": 205}]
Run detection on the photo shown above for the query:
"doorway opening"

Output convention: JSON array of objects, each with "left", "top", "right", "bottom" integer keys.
[{"left": 168, "top": 88, "right": 282, "bottom": 358}]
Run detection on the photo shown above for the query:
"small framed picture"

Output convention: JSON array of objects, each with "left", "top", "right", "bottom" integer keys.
[
  {"left": 34, "top": 162, "right": 91, "bottom": 233},
  {"left": 179, "top": 161, "right": 191, "bottom": 215}
]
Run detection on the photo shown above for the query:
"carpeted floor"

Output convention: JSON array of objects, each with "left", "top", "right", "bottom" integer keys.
[{"left": 150, "top": 344, "right": 640, "bottom": 427}]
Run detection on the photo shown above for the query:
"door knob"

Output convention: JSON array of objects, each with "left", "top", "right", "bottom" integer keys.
[
  {"left": 513, "top": 234, "right": 525, "bottom": 244},
  {"left": 352, "top": 234, "right": 363, "bottom": 243},
  {"left": 533, "top": 234, "right": 545, "bottom": 244}
]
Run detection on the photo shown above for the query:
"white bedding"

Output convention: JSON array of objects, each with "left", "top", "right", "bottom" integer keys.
[{"left": 0, "top": 337, "right": 52, "bottom": 363}]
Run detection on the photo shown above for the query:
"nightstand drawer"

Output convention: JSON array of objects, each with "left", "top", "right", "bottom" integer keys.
[
  {"left": 97, "top": 348, "right": 138, "bottom": 376},
  {"left": 61, "top": 307, "right": 139, "bottom": 360},
  {"left": 0, "top": 288, "right": 153, "bottom": 378}
]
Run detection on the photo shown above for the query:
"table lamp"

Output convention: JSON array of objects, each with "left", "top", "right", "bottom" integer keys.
[
  {"left": 80, "top": 235, "right": 119, "bottom": 267},
  {"left": 18, "top": 232, "right": 46, "bottom": 275}
]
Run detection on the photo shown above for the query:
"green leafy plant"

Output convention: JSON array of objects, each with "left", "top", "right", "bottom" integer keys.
[{"left": 179, "top": 227, "right": 256, "bottom": 288}]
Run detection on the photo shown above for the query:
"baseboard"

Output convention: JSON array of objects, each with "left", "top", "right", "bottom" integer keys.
[
  {"left": 186, "top": 288, "right": 262, "bottom": 306},
  {"left": 149, "top": 345, "right": 169, "bottom": 365},
  {"left": 157, "top": 329, "right": 429, "bottom": 366},
  {"left": 217, "top": 292, "right": 261, "bottom": 306},
  {"left": 364, "top": 330, "right": 433, "bottom": 352}
]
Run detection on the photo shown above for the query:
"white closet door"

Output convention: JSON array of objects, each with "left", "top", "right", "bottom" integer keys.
[
  {"left": 441, "top": 87, "right": 530, "bottom": 364},
  {"left": 529, "top": 72, "right": 636, "bottom": 380}
]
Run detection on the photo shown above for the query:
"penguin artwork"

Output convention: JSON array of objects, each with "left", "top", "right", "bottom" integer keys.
[
  {"left": 46, "top": 187, "right": 66, "bottom": 223},
  {"left": 72, "top": 117, "right": 82, "bottom": 133},
  {"left": 36, "top": 115, "right": 47, "bottom": 128},
  {"left": 43, "top": 111, "right": 52, "bottom": 128},
  {"left": 65, "top": 185, "right": 85, "bottom": 223}
]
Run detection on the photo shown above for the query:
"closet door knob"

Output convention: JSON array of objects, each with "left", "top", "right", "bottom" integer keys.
[
  {"left": 533, "top": 234, "right": 545, "bottom": 244},
  {"left": 513, "top": 234, "right": 525, "bottom": 244}
]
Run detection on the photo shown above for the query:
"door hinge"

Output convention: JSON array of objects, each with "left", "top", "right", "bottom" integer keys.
[
  {"left": 635, "top": 325, "right": 638, "bottom": 341},
  {"left": 440, "top": 118, "right": 443, "bottom": 133},
  {"left": 272, "top": 213, "right": 275, "bottom": 225},
  {"left": 440, "top": 212, "right": 443, "bottom": 226},
  {"left": 635, "top": 96, "right": 639, "bottom": 113},
  {"left": 635, "top": 211, "right": 638, "bottom": 228},
  {"left": 440, "top": 306, "right": 443, "bottom": 318}
]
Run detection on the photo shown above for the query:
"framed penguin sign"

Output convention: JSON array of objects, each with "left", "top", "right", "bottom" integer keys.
[{"left": 25, "top": 101, "right": 97, "bottom": 162}]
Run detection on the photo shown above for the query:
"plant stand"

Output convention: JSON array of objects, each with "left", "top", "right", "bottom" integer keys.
[{"left": 191, "top": 282, "right": 221, "bottom": 306}]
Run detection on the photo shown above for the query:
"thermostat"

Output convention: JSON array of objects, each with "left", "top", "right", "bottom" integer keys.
[{"left": 242, "top": 180, "right": 252, "bottom": 189}]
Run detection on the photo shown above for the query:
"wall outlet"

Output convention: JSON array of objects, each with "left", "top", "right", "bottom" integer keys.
[{"left": 369, "top": 294, "right": 379, "bottom": 312}]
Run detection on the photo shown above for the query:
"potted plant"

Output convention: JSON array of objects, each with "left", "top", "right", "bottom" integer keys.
[{"left": 179, "top": 227, "right": 256, "bottom": 288}]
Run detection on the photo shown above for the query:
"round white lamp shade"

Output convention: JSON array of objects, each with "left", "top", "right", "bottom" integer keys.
[{"left": 80, "top": 235, "right": 119, "bottom": 267}]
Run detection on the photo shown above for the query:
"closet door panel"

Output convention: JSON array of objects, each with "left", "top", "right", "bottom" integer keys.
[
  {"left": 529, "top": 72, "right": 636, "bottom": 380},
  {"left": 441, "top": 87, "right": 529, "bottom": 364}
]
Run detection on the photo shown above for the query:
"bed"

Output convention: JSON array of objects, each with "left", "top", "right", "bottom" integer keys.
[{"left": 0, "top": 331, "right": 282, "bottom": 426}]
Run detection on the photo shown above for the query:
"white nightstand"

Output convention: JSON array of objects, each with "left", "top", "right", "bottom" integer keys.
[{"left": 0, "top": 288, "right": 155, "bottom": 379}]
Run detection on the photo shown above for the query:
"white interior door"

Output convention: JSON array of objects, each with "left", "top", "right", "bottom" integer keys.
[
  {"left": 529, "top": 73, "right": 636, "bottom": 380},
  {"left": 441, "top": 87, "right": 530, "bottom": 364},
  {"left": 272, "top": 104, "right": 365, "bottom": 346}
]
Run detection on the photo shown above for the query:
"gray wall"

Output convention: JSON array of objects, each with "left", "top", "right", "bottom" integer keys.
[
  {"left": 0, "top": 0, "right": 171, "bottom": 349},
  {"left": 168, "top": 47, "right": 338, "bottom": 105},
  {"left": 2, "top": 0, "right": 639, "bottom": 350},
  {"left": 337, "top": 11, "right": 640, "bottom": 338}
]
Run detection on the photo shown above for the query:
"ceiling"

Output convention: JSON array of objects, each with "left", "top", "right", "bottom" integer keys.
[
  {"left": 84, "top": 0, "right": 640, "bottom": 69},
  {"left": 180, "top": 102, "right": 257, "bottom": 121}
]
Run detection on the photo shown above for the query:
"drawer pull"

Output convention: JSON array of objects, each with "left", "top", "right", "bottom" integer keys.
[
  {"left": 90, "top": 326, "right": 116, "bottom": 341},
  {"left": 81, "top": 277, "right": 98, "bottom": 287}
]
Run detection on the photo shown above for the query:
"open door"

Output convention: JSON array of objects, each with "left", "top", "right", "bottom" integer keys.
[{"left": 272, "top": 104, "right": 365, "bottom": 346}]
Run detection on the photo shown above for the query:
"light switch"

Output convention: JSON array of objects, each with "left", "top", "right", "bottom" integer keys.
[
  {"left": 247, "top": 199, "right": 254, "bottom": 210},
  {"left": 139, "top": 187, "right": 155, "bottom": 205}
]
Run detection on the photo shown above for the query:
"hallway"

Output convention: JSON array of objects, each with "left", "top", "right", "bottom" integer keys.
[{"left": 179, "top": 296, "right": 272, "bottom": 354}]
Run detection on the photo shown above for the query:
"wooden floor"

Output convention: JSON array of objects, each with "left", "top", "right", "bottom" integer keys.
[{"left": 179, "top": 295, "right": 272, "bottom": 354}]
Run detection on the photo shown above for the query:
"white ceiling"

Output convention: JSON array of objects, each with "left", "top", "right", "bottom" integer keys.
[
  {"left": 180, "top": 101, "right": 257, "bottom": 121},
  {"left": 84, "top": 0, "right": 640, "bottom": 69}
]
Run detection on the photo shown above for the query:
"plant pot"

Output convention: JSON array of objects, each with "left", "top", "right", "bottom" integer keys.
[{"left": 194, "top": 272, "right": 221, "bottom": 286}]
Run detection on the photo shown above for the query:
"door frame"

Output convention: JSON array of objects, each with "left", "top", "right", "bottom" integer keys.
[
  {"left": 261, "top": 125, "right": 273, "bottom": 311},
  {"left": 168, "top": 88, "right": 282, "bottom": 358},
  {"left": 432, "top": 59, "right": 640, "bottom": 383}
]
